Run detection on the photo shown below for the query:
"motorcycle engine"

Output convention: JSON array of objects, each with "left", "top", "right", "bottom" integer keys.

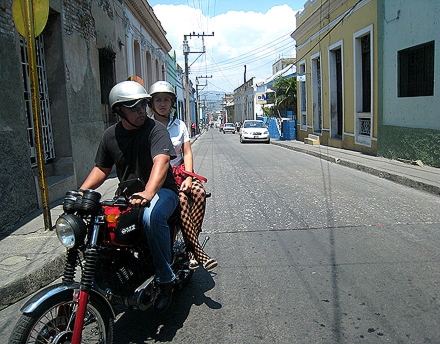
[{"left": 94, "top": 247, "right": 154, "bottom": 296}]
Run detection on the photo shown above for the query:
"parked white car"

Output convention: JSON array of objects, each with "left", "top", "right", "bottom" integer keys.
[{"left": 239, "top": 120, "right": 270, "bottom": 143}]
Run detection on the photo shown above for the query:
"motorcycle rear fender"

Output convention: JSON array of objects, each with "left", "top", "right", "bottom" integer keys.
[{"left": 20, "top": 282, "right": 115, "bottom": 319}]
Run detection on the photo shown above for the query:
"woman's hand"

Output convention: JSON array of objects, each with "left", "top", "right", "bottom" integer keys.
[{"left": 180, "top": 177, "right": 192, "bottom": 193}]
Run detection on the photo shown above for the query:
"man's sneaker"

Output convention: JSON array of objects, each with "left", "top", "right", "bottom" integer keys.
[{"left": 154, "top": 282, "right": 173, "bottom": 312}]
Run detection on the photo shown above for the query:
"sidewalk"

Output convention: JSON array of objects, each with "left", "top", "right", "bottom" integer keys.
[
  {"left": 1, "top": 135, "right": 439, "bottom": 310},
  {"left": 271, "top": 139, "right": 440, "bottom": 196}
]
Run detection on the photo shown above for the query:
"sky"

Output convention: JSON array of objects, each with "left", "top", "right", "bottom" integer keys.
[{"left": 148, "top": 0, "right": 306, "bottom": 95}]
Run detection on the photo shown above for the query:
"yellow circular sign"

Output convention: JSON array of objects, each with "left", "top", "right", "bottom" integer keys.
[{"left": 13, "top": 0, "right": 49, "bottom": 37}]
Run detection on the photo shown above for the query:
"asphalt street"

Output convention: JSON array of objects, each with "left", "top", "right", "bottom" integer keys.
[{"left": 1, "top": 130, "right": 439, "bottom": 343}]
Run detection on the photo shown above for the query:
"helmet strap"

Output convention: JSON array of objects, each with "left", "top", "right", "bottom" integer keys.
[{"left": 154, "top": 111, "right": 170, "bottom": 119}]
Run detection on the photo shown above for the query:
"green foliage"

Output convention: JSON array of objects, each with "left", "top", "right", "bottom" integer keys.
[
  {"left": 273, "top": 76, "right": 297, "bottom": 114},
  {"left": 262, "top": 107, "right": 272, "bottom": 116}
]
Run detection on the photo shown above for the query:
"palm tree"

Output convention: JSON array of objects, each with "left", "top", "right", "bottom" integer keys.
[{"left": 273, "top": 76, "right": 297, "bottom": 118}]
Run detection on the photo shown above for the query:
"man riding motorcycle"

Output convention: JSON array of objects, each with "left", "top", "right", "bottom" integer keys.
[{"left": 79, "top": 80, "right": 179, "bottom": 312}]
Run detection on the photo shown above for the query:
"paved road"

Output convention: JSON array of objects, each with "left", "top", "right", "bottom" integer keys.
[{"left": 1, "top": 130, "right": 439, "bottom": 343}]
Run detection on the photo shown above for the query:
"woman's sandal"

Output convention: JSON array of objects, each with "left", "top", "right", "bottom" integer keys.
[
  {"left": 203, "top": 258, "right": 218, "bottom": 271},
  {"left": 189, "top": 259, "right": 200, "bottom": 270}
]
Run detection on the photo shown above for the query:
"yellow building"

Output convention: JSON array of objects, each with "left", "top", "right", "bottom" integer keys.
[{"left": 292, "top": 0, "right": 377, "bottom": 154}]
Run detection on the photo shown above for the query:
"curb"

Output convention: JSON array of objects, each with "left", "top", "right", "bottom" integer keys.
[
  {"left": 271, "top": 141, "right": 440, "bottom": 197},
  {"left": 0, "top": 248, "right": 65, "bottom": 310}
]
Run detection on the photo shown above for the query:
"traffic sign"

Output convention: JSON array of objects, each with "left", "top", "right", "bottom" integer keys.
[{"left": 13, "top": 0, "right": 49, "bottom": 37}]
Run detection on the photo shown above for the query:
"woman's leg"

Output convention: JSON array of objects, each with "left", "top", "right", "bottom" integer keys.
[
  {"left": 178, "top": 180, "right": 211, "bottom": 265},
  {"left": 188, "top": 179, "right": 206, "bottom": 236}
]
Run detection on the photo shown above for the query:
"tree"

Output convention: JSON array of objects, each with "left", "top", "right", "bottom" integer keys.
[{"left": 273, "top": 76, "right": 297, "bottom": 118}]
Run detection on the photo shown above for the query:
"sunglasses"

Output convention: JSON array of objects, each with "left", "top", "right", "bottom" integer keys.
[{"left": 121, "top": 100, "right": 148, "bottom": 112}]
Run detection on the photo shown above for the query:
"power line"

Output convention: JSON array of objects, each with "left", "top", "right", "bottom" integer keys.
[
  {"left": 191, "top": 39, "right": 295, "bottom": 73},
  {"left": 192, "top": 31, "right": 294, "bottom": 70}
]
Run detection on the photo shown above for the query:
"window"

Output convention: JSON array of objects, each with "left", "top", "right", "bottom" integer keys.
[
  {"left": 311, "top": 54, "right": 322, "bottom": 134},
  {"left": 20, "top": 35, "right": 55, "bottom": 165},
  {"left": 398, "top": 41, "right": 434, "bottom": 97},
  {"left": 299, "top": 62, "right": 307, "bottom": 129},
  {"left": 361, "top": 35, "right": 371, "bottom": 112},
  {"left": 99, "top": 49, "right": 116, "bottom": 105},
  {"left": 354, "top": 25, "right": 373, "bottom": 145},
  {"left": 329, "top": 44, "right": 343, "bottom": 139}
]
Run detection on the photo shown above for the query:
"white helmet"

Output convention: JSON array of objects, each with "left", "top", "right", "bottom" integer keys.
[
  {"left": 148, "top": 81, "right": 176, "bottom": 99},
  {"left": 148, "top": 81, "right": 178, "bottom": 120},
  {"left": 109, "top": 81, "right": 150, "bottom": 110}
]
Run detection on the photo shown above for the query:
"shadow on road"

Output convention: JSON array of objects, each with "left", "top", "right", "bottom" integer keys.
[{"left": 113, "top": 268, "right": 221, "bottom": 343}]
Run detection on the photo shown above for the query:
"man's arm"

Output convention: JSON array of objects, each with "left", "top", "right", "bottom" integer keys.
[
  {"left": 129, "top": 154, "right": 170, "bottom": 208},
  {"left": 80, "top": 166, "right": 112, "bottom": 191}
]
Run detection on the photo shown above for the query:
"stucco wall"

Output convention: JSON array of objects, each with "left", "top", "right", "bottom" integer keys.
[
  {"left": 0, "top": 34, "right": 38, "bottom": 231},
  {"left": 381, "top": 0, "right": 439, "bottom": 129},
  {"left": 379, "top": 125, "right": 440, "bottom": 167},
  {"left": 378, "top": 0, "right": 440, "bottom": 167},
  {"left": 63, "top": 32, "right": 105, "bottom": 185}
]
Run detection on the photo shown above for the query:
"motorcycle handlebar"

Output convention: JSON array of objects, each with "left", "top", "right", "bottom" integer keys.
[{"left": 101, "top": 196, "right": 129, "bottom": 208}]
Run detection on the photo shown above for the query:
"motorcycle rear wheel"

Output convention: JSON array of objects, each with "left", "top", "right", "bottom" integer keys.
[{"left": 9, "top": 292, "right": 113, "bottom": 344}]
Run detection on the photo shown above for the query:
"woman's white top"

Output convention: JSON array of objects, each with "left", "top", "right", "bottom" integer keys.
[{"left": 152, "top": 115, "right": 190, "bottom": 167}]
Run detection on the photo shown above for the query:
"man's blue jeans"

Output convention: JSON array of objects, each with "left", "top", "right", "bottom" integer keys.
[{"left": 142, "top": 188, "right": 179, "bottom": 284}]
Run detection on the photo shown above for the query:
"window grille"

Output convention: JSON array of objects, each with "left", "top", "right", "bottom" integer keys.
[
  {"left": 20, "top": 36, "right": 55, "bottom": 166},
  {"left": 99, "top": 49, "right": 116, "bottom": 105},
  {"left": 359, "top": 117, "right": 371, "bottom": 136}
]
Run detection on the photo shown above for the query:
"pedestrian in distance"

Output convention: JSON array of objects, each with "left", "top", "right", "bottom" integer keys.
[
  {"left": 79, "top": 80, "right": 179, "bottom": 312},
  {"left": 191, "top": 121, "right": 196, "bottom": 137},
  {"left": 148, "top": 80, "right": 218, "bottom": 271}
]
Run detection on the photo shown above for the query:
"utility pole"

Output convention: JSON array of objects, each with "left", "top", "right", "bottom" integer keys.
[
  {"left": 196, "top": 75, "right": 212, "bottom": 126},
  {"left": 183, "top": 32, "right": 214, "bottom": 132},
  {"left": 244, "top": 65, "right": 247, "bottom": 121},
  {"left": 244, "top": 65, "right": 247, "bottom": 84}
]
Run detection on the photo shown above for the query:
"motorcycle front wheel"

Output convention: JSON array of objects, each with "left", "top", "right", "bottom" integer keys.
[{"left": 9, "top": 292, "right": 113, "bottom": 344}]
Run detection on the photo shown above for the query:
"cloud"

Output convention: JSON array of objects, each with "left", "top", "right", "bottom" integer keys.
[{"left": 153, "top": 4, "right": 298, "bottom": 92}]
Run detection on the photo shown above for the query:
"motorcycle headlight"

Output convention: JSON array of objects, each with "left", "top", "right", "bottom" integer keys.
[{"left": 56, "top": 214, "right": 87, "bottom": 248}]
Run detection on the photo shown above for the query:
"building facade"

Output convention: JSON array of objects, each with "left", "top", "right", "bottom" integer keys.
[
  {"left": 377, "top": 0, "right": 439, "bottom": 167},
  {"left": 234, "top": 77, "right": 256, "bottom": 123},
  {"left": 166, "top": 50, "right": 186, "bottom": 120},
  {"left": 292, "top": 0, "right": 378, "bottom": 154},
  {"left": 0, "top": 0, "right": 171, "bottom": 230}
]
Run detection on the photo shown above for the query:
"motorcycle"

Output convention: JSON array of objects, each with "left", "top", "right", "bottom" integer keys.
[{"left": 9, "top": 179, "right": 209, "bottom": 343}]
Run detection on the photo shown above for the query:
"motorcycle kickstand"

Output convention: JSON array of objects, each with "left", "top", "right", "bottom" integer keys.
[{"left": 201, "top": 236, "right": 210, "bottom": 250}]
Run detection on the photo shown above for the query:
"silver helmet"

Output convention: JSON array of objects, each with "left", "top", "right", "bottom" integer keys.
[
  {"left": 109, "top": 81, "right": 150, "bottom": 110},
  {"left": 148, "top": 81, "right": 176, "bottom": 98}
]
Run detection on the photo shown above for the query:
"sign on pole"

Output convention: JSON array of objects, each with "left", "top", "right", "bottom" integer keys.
[
  {"left": 13, "top": 0, "right": 52, "bottom": 230},
  {"left": 256, "top": 91, "right": 275, "bottom": 105}
]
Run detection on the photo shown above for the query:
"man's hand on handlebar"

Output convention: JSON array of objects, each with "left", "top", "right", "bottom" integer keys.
[{"left": 129, "top": 191, "right": 151, "bottom": 209}]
